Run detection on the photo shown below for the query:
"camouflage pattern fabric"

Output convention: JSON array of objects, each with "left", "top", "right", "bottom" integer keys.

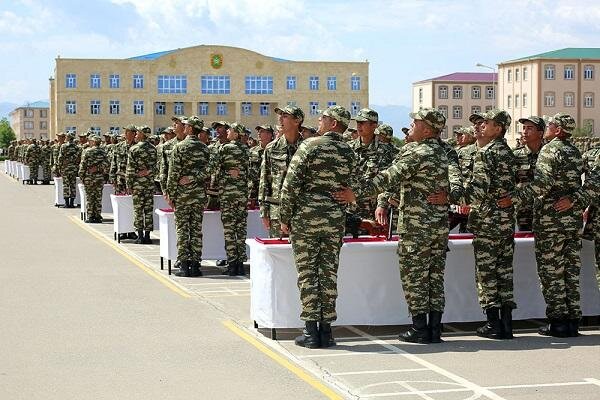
[
  {"left": 279, "top": 131, "right": 357, "bottom": 323},
  {"left": 57, "top": 140, "right": 81, "bottom": 198},
  {"left": 206, "top": 140, "right": 224, "bottom": 209},
  {"left": 25, "top": 142, "right": 42, "bottom": 181},
  {"left": 247, "top": 144, "right": 265, "bottom": 206},
  {"left": 51, "top": 142, "right": 62, "bottom": 176},
  {"left": 79, "top": 146, "right": 109, "bottom": 220},
  {"left": 513, "top": 145, "right": 542, "bottom": 231},
  {"left": 160, "top": 137, "right": 179, "bottom": 193},
  {"left": 40, "top": 144, "right": 52, "bottom": 181},
  {"left": 127, "top": 139, "right": 157, "bottom": 231},
  {"left": 109, "top": 140, "right": 133, "bottom": 194},
  {"left": 581, "top": 146, "right": 600, "bottom": 241},
  {"left": 7, "top": 143, "right": 16, "bottom": 161}
]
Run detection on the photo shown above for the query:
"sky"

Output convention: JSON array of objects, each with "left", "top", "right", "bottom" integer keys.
[{"left": 2, "top": 0, "right": 600, "bottom": 107}]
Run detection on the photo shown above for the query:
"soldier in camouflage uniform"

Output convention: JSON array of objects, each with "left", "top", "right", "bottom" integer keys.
[
  {"left": 126, "top": 126, "right": 157, "bottom": 244},
  {"left": 216, "top": 122, "right": 250, "bottom": 276},
  {"left": 7, "top": 140, "right": 16, "bottom": 161},
  {"left": 248, "top": 125, "right": 274, "bottom": 208},
  {"left": 375, "top": 124, "right": 401, "bottom": 159},
  {"left": 166, "top": 117, "right": 210, "bottom": 278},
  {"left": 58, "top": 132, "right": 81, "bottom": 208},
  {"left": 207, "top": 121, "right": 230, "bottom": 209},
  {"left": 110, "top": 125, "right": 137, "bottom": 195},
  {"left": 51, "top": 133, "right": 66, "bottom": 178},
  {"left": 25, "top": 139, "right": 42, "bottom": 184},
  {"left": 509, "top": 113, "right": 590, "bottom": 338},
  {"left": 259, "top": 106, "right": 305, "bottom": 237},
  {"left": 79, "top": 135, "right": 109, "bottom": 223},
  {"left": 40, "top": 140, "right": 52, "bottom": 184},
  {"left": 581, "top": 137, "right": 600, "bottom": 291},
  {"left": 279, "top": 106, "right": 357, "bottom": 349},
  {"left": 158, "top": 122, "right": 178, "bottom": 193}
]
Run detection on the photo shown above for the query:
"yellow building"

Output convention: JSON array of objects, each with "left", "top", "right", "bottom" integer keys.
[
  {"left": 498, "top": 48, "right": 600, "bottom": 143},
  {"left": 9, "top": 101, "right": 50, "bottom": 140},
  {"left": 412, "top": 72, "right": 497, "bottom": 138},
  {"left": 49, "top": 45, "right": 369, "bottom": 138}
]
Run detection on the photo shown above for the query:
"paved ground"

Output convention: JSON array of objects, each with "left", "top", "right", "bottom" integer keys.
[{"left": 2, "top": 170, "right": 600, "bottom": 399}]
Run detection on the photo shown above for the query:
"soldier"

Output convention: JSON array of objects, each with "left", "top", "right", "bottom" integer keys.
[
  {"left": 207, "top": 121, "right": 230, "bottom": 210},
  {"left": 25, "top": 138, "right": 42, "bottom": 184},
  {"left": 126, "top": 126, "right": 157, "bottom": 244},
  {"left": 110, "top": 125, "right": 137, "bottom": 195},
  {"left": 51, "top": 132, "right": 66, "bottom": 178},
  {"left": 217, "top": 122, "right": 250, "bottom": 276},
  {"left": 57, "top": 132, "right": 81, "bottom": 208},
  {"left": 158, "top": 122, "right": 179, "bottom": 194},
  {"left": 7, "top": 140, "right": 16, "bottom": 161},
  {"left": 40, "top": 140, "right": 52, "bottom": 184},
  {"left": 166, "top": 117, "right": 210, "bottom": 277},
  {"left": 79, "top": 135, "right": 109, "bottom": 223},
  {"left": 376, "top": 124, "right": 401, "bottom": 159},
  {"left": 248, "top": 125, "right": 274, "bottom": 209},
  {"left": 198, "top": 126, "right": 211, "bottom": 145},
  {"left": 300, "top": 125, "right": 318, "bottom": 140},
  {"left": 279, "top": 106, "right": 357, "bottom": 348}
]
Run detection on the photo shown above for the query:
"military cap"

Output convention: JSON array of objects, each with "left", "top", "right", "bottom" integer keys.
[
  {"left": 483, "top": 109, "right": 512, "bottom": 130},
  {"left": 255, "top": 124, "right": 274, "bottom": 133},
  {"left": 171, "top": 115, "right": 185, "bottom": 122},
  {"left": 161, "top": 126, "right": 175, "bottom": 134},
  {"left": 79, "top": 131, "right": 90, "bottom": 137},
  {"left": 229, "top": 122, "right": 246, "bottom": 135},
  {"left": 274, "top": 105, "right": 305, "bottom": 120},
  {"left": 352, "top": 108, "right": 378, "bottom": 123},
  {"left": 182, "top": 116, "right": 204, "bottom": 130},
  {"left": 201, "top": 126, "right": 211, "bottom": 134},
  {"left": 468, "top": 112, "right": 485, "bottom": 123},
  {"left": 103, "top": 131, "right": 112, "bottom": 136},
  {"left": 66, "top": 131, "right": 76, "bottom": 139},
  {"left": 518, "top": 116, "right": 545, "bottom": 132},
  {"left": 302, "top": 125, "right": 318, "bottom": 135},
  {"left": 211, "top": 120, "right": 230, "bottom": 129},
  {"left": 544, "top": 113, "right": 576, "bottom": 133},
  {"left": 409, "top": 108, "right": 446, "bottom": 131},
  {"left": 342, "top": 132, "right": 354, "bottom": 141},
  {"left": 462, "top": 126, "right": 475, "bottom": 136},
  {"left": 56, "top": 132, "right": 66, "bottom": 137},
  {"left": 137, "top": 125, "right": 152, "bottom": 134},
  {"left": 375, "top": 123, "right": 393, "bottom": 138},
  {"left": 123, "top": 124, "right": 138, "bottom": 132},
  {"left": 347, "top": 127, "right": 357, "bottom": 133},
  {"left": 320, "top": 105, "right": 351, "bottom": 126},
  {"left": 88, "top": 134, "right": 102, "bottom": 142},
  {"left": 401, "top": 127, "right": 409, "bottom": 135}
]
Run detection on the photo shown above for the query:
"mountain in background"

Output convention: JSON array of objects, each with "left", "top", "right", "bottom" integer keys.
[
  {"left": 0, "top": 102, "right": 18, "bottom": 119},
  {"left": 371, "top": 104, "right": 412, "bottom": 138}
]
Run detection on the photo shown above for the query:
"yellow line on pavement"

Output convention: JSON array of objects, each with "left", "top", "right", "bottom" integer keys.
[
  {"left": 69, "top": 216, "right": 191, "bottom": 298},
  {"left": 222, "top": 320, "right": 343, "bottom": 400}
]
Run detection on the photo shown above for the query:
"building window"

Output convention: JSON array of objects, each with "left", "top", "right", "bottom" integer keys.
[
  {"left": 25, "top": 109, "right": 34, "bottom": 117},
  {"left": 523, "top": 93, "right": 528, "bottom": 107},
  {"left": 309, "top": 76, "right": 319, "bottom": 91},
  {"left": 485, "top": 105, "right": 493, "bottom": 112},
  {"left": 471, "top": 106, "right": 481, "bottom": 115},
  {"left": 198, "top": 102, "right": 209, "bottom": 115},
  {"left": 584, "top": 119, "right": 594, "bottom": 135},
  {"left": 109, "top": 74, "right": 120, "bottom": 88},
  {"left": 452, "top": 85, "right": 462, "bottom": 99},
  {"left": 245, "top": 76, "right": 273, "bottom": 94},
  {"left": 515, "top": 68, "right": 520, "bottom": 81},
  {"left": 584, "top": 93, "right": 594, "bottom": 108},
  {"left": 66, "top": 73, "right": 77, "bottom": 88},
  {"left": 438, "top": 86, "right": 448, "bottom": 99},
  {"left": 544, "top": 92, "right": 555, "bottom": 107},
  {"left": 327, "top": 101, "right": 337, "bottom": 107},
  {"left": 507, "top": 69, "right": 512, "bottom": 82},
  {"left": 201, "top": 75, "right": 230, "bottom": 94},
  {"left": 66, "top": 101, "right": 76, "bottom": 114},
  {"left": 350, "top": 101, "right": 360, "bottom": 116},
  {"left": 40, "top": 109, "right": 47, "bottom": 118},
  {"left": 507, "top": 95, "right": 512, "bottom": 109},
  {"left": 40, "top": 121, "right": 47, "bottom": 130},
  {"left": 485, "top": 86, "right": 495, "bottom": 100},
  {"left": 173, "top": 102, "right": 184, "bottom": 115},
  {"left": 564, "top": 65, "right": 575, "bottom": 80},
  {"left": 515, "top": 95, "right": 520, "bottom": 108},
  {"left": 351, "top": 76, "right": 361, "bottom": 91},
  {"left": 471, "top": 86, "right": 481, "bottom": 99},
  {"left": 109, "top": 127, "right": 120, "bottom": 135},
  {"left": 109, "top": 100, "right": 120, "bottom": 115},
  {"left": 133, "top": 74, "right": 144, "bottom": 89},
  {"left": 216, "top": 102, "right": 227, "bottom": 116},
  {"left": 158, "top": 75, "right": 187, "bottom": 94},
  {"left": 286, "top": 76, "right": 297, "bottom": 90},
  {"left": 241, "top": 102, "right": 252, "bottom": 116},
  {"left": 327, "top": 76, "right": 337, "bottom": 91},
  {"left": 90, "top": 100, "right": 100, "bottom": 115},
  {"left": 260, "top": 102, "right": 270, "bottom": 116},
  {"left": 133, "top": 100, "right": 144, "bottom": 115},
  {"left": 155, "top": 102, "right": 166, "bottom": 115},
  {"left": 418, "top": 88, "right": 423, "bottom": 103},
  {"left": 65, "top": 126, "right": 77, "bottom": 134},
  {"left": 90, "top": 74, "right": 101, "bottom": 88},
  {"left": 24, "top": 121, "right": 34, "bottom": 129},
  {"left": 441, "top": 127, "right": 448, "bottom": 139},
  {"left": 309, "top": 101, "right": 319, "bottom": 115},
  {"left": 584, "top": 65, "right": 594, "bottom": 80},
  {"left": 564, "top": 92, "right": 575, "bottom": 107},
  {"left": 438, "top": 105, "right": 448, "bottom": 118},
  {"left": 90, "top": 127, "right": 101, "bottom": 135},
  {"left": 544, "top": 65, "right": 555, "bottom": 80},
  {"left": 523, "top": 67, "right": 528, "bottom": 81},
  {"left": 452, "top": 105, "right": 462, "bottom": 119}
]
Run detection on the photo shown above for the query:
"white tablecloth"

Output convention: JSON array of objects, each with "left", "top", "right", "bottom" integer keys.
[
  {"left": 19, "top": 164, "right": 29, "bottom": 182},
  {"left": 248, "top": 237, "right": 600, "bottom": 328},
  {"left": 110, "top": 194, "right": 169, "bottom": 235},
  {"left": 53, "top": 177, "right": 82, "bottom": 206},
  {"left": 77, "top": 183, "right": 114, "bottom": 219}
]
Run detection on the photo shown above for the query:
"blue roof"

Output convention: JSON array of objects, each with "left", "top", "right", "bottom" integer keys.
[
  {"left": 127, "top": 49, "right": 178, "bottom": 60},
  {"left": 21, "top": 100, "right": 49, "bottom": 108},
  {"left": 270, "top": 56, "right": 291, "bottom": 63}
]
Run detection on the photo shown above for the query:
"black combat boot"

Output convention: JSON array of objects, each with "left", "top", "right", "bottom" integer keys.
[
  {"left": 216, "top": 259, "right": 228, "bottom": 267},
  {"left": 500, "top": 305, "right": 514, "bottom": 339},
  {"left": 568, "top": 318, "right": 581, "bottom": 337},
  {"left": 134, "top": 230, "right": 144, "bottom": 244},
  {"left": 428, "top": 311, "right": 443, "bottom": 343},
  {"left": 228, "top": 261, "right": 239, "bottom": 277},
  {"left": 127, "top": 231, "right": 138, "bottom": 240},
  {"left": 142, "top": 231, "right": 152, "bottom": 244},
  {"left": 295, "top": 321, "right": 320, "bottom": 349},
  {"left": 399, "top": 314, "right": 430, "bottom": 344},
  {"left": 189, "top": 261, "right": 203, "bottom": 277},
  {"left": 539, "top": 318, "right": 570, "bottom": 337},
  {"left": 319, "top": 322, "right": 335, "bottom": 348},
  {"left": 477, "top": 307, "right": 503, "bottom": 339},
  {"left": 237, "top": 262, "right": 246, "bottom": 276},
  {"left": 174, "top": 260, "right": 191, "bottom": 277},
  {"left": 64, "top": 198, "right": 71, "bottom": 208}
]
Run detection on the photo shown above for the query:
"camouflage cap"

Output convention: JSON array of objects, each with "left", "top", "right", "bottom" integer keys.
[
  {"left": 463, "top": 126, "right": 475, "bottom": 136},
  {"left": 347, "top": 127, "right": 357, "bottom": 133},
  {"left": 342, "top": 132, "right": 354, "bottom": 141},
  {"left": 352, "top": 108, "right": 378, "bottom": 123},
  {"left": 320, "top": 105, "right": 351, "bottom": 126},
  {"left": 483, "top": 109, "right": 512, "bottom": 130},
  {"left": 56, "top": 132, "right": 66, "bottom": 137},
  {"left": 66, "top": 131, "right": 76, "bottom": 139},
  {"left": 79, "top": 131, "right": 90, "bottom": 137},
  {"left": 255, "top": 124, "right": 274, "bottom": 133},
  {"left": 201, "top": 126, "right": 211, "bottom": 134},
  {"left": 171, "top": 115, "right": 185, "bottom": 122},
  {"left": 123, "top": 124, "right": 138, "bottom": 132},
  {"left": 211, "top": 120, "right": 230, "bottom": 129},
  {"left": 161, "top": 126, "right": 175, "bottom": 134},
  {"left": 375, "top": 123, "right": 393, "bottom": 138},
  {"left": 229, "top": 122, "right": 246, "bottom": 135},
  {"left": 103, "top": 131, "right": 112, "bottom": 136},
  {"left": 401, "top": 127, "right": 409, "bottom": 135},
  {"left": 137, "top": 125, "right": 152, "bottom": 134},
  {"left": 409, "top": 108, "right": 446, "bottom": 131},
  {"left": 544, "top": 113, "right": 576, "bottom": 133},
  {"left": 274, "top": 105, "right": 305, "bottom": 120},
  {"left": 301, "top": 125, "right": 317, "bottom": 134},
  {"left": 88, "top": 134, "right": 102, "bottom": 142},
  {"left": 468, "top": 112, "right": 485, "bottom": 123},
  {"left": 182, "top": 116, "right": 204, "bottom": 130},
  {"left": 518, "top": 116, "right": 545, "bottom": 132}
]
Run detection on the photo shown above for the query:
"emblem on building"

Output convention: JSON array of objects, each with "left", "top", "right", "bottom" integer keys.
[{"left": 211, "top": 54, "right": 223, "bottom": 69}]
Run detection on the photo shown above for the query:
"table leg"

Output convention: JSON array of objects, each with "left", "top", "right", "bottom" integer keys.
[
  {"left": 271, "top": 328, "right": 277, "bottom": 340},
  {"left": 168, "top": 260, "right": 171, "bottom": 275},
  {"left": 160, "top": 257, "right": 164, "bottom": 270},
  {"left": 253, "top": 321, "right": 258, "bottom": 329}
]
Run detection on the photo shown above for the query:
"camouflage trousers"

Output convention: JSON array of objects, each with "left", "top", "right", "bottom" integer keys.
[
  {"left": 114, "top": 175, "right": 127, "bottom": 195},
  {"left": 472, "top": 234, "right": 516, "bottom": 310},
  {"left": 206, "top": 194, "right": 220, "bottom": 210},
  {"left": 515, "top": 207, "right": 533, "bottom": 231},
  {"left": 398, "top": 233, "right": 447, "bottom": 315},
  {"left": 220, "top": 198, "right": 248, "bottom": 264},
  {"left": 29, "top": 162, "right": 40, "bottom": 181},
  {"left": 132, "top": 189, "right": 154, "bottom": 231},
  {"left": 355, "top": 195, "right": 377, "bottom": 221},
  {"left": 62, "top": 171, "right": 78, "bottom": 198},
  {"left": 41, "top": 163, "right": 51, "bottom": 181},
  {"left": 535, "top": 232, "right": 582, "bottom": 319},
  {"left": 290, "top": 232, "right": 343, "bottom": 323},
  {"left": 175, "top": 202, "right": 204, "bottom": 262},
  {"left": 84, "top": 179, "right": 103, "bottom": 219},
  {"left": 268, "top": 218, "right": 287, "bottom": 238}
]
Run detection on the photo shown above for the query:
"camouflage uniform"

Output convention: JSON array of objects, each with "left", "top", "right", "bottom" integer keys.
[
  {"left": 126, "top": 130, "right": 157, "bottom": 233},
  {"left": 40, "top": 142, "right": 52, "bottom": 182},
  {"left": 25, "top": 140, "right": 42, "bottom": 182},
  {"left": 78, "top": 137, "right": 109, "bottom": 222},
  {"left": 57, "top": 134, "right": 82, "bottom": 201},
  {"left": 159, "top": 135, "right": 179, "bottom": 194},
  {"left": 7, "top": 141, "right": 16, "bottom": 161},
  {"left": 110, "top": 130, "right": 135, "bottom": 194},
  {"left": 51, "top": 135, "right": 65, "bottom": 177}
]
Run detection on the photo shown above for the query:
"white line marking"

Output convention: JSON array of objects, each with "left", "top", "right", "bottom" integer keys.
[
  {"left": 332, "top": 368, "right": 429, "bottom": 376},
  {"left": 190, "top": 289, "right": 251, "bottom": 294},
  {"left": 185, "top": 281, "right": 250, "bottom": 286},
  {"left": 298, "top": 350, "right": 396, "bottom": 358},
  {"left": 442, "top": 324, "right": 463, "bottom": 333},
  {"left": 585, "top": 378, "right": 600, "bottom": 387},
  {"left": 487, "top": 381, "right": 597, "bottom": 390},
  {"left": 397, "top": 381, "right": 436, "bottom": 400}
]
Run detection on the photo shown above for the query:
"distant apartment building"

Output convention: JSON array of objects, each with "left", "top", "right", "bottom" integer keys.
[
  {"left": 49, "top": 45, "right": 369, "bottom": 139},
  {"left": 412, "top": 72, "right": 497, "bottom": 138},
  {"left": 9, "top": 101, "right": 50, "bottom": 140}
]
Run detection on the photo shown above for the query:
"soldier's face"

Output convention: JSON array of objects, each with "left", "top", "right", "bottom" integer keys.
[
  {"left": 125, "top": 130, "right": 136, "bottom": 143},
  {"left": 258, "top": 129, "right": 273, "bottom": 146},
  {"left": 544, "top": 123, "right": 559, "bottom": 140},
  {"left": 227, "top": 128, "right": 238, "bottom": 141},
  {"left": 216, "top": 126, "right": 228, "bottom": 138},
  {"left": 173, "top": 120, "right": 184, "bottom": 134},
  {"left": 278, "top": 113, "right": 300, "bottom": 132},
  {"left": 318, "top": 115, "right": 334, "bottom": 134},
  {"left": 357, "top": 120, "right": 377, "bottom": 139},
  {"left": 481, "top": 120, "right": 501, "bottom": 140},
  {"left": 521, "top": 122, "right": 543, "bottom": 145}
]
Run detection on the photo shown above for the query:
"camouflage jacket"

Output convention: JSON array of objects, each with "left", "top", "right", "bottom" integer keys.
[
  {"left": 457, "top": 143, "right": 478, "bottom": 184},
  {"left": 217, "top": 140, "right": 249, "bottom": 203},
  {"left": 248, "top": 144, "right": 265, "bottom": 201},
  {"left": 78, "top": 146, "right": 109, "bottom": 183},
  {"left": 57, "top": 141, "right": 81, "bottom": 174},
  {"left": 25, "top": 143, "right": 41, "bottom": 166},
  {"left": 159, "top": 137, "right": 180, "bottom": 191},
  {"left": 109, "top": 140, "right": 132, "bottom": 183},
  {"left": 349, "top": 136, "right": 395, "bottom": 179},
  {"left": 41, "top": 145, "right": 52, "bottom": 165},
  {"left": 166, "top": 135, "right": 210, "bottom": 206},
  {"left": 51, "top": 143, "right": 62, "bottom": 174},
  {"left": 7, "top": 144, "right": 15, "bottom": 161},
  {"left": 279, "top": 132, "right": 357, "bottom": 236},
  {"left": 126, "top": 140, "right": 157, "bottom": 190}
]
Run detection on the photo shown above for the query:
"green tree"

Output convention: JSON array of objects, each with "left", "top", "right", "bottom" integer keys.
[
  {"left": 0, "top": 118, "right": 16, "bottom": 148},
  {"left": 571, "top": 121, "right": 593, "bottom": 138},
  {"left": 391, "top": 136, "right": 405, "bottom": 147}
]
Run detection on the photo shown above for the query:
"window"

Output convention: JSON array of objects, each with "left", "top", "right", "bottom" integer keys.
[
  {"left": 441, "top": 127, "right": 448, "bottom": 139},
  {"left": 507, "top": 95, "right": 512, "bottom": 109},
  {"left": 584, "top": 119, "right": 595, "bottom": 135},
  {"left": 544, "top": 92, "right": 555, "bottom": 107},
  {"left": 523, "top": 93, "right": 528, "bottom": 107},
  {"left": 287, "top": 76, "right": 296, "bottom": 90},
  {"left": 39, "top": 109, "right": 47, "bottom": 118},
  {"left": 418, "top": 88, "right": 423, "bottom": 103},
  {"left": 25, "top": 109, "right": 34, "bottom": 117},
  {"left": 564, "top": 65, "right": 575, "bottom": 80},
  {"left": 245, "top": 76, "right": 273, "bottom": 94},
  {"left": 201, "top": 75, "right": 230, "bottom": 94},
  {"left": 452, "top": 85, "right": 462, "bottom": 99},
  {"left": 66, "top": 73, "right": 77, "bottom": 88},
  {"left": 584, "top": 93, "right": 594, "bottom": 108},
  {"left": 109, "top": 127, "right": 120, "bottom": 135},
  {"left": 515, "top": 95, "right": 520, "bottom": 108},
  {"left": 24, "top": 121, "right": 34, "bottom": 129},
  {"left": 309, "top": 101, "right": 319, "bottom": 115},
  {"left": 471, "top": 106, "right": 481, "bottom": 115},
  {"left": 40, "top": 121, "right": 47, "bottom": 130},
  {"left": 584, "top": 65, "right": 594, "bottom": 80},
  {"left": 65, "top": 126, "right": 76, "bottom": 134},
  {"left": 523, "top": 67, "right": 528, "bottom": 81},
  {"left": 327, "top": 76, "right": 337, "bottom": 91},
  {"left": 66, "top": 101, "right": 76, "bottom": 114},
  {"left": 90, "top": 127, "right": 101, "bottom": 135},
  {"left": 438, "top": 85, "right": 448, "bottom": 99},
  {"left": 133, "top": 100, "right": 144, "bottom": 115},
  {"left": 155, "top": 102, "right": 166, "bottom": 115},
  {"left": 438, "top": 105, "right": 448, "bottom": 118},
  {"left": 471, "top": 86, "right": 481, "bottom": 99},
  {"left": 173, "top": 102, "right": 184, "bottom": 115},
  {"left": 350, "top": 101, "right": 360, "bottom": 116},
  {"left": 109, "top": 74, "right": 120, "bottom": 88},
  {"left": 485, "top": 105, "right": 493, "bottom": 112},
  {"left": 507, "top": 70, "right": 512, "bottom": 82},
  {"left": 241, "top": 102, "right": 252, "bottom": 116},
  {"left": 453, "top": 106, "right": 462, "bottom": 119},
  {"left": 198, "top": 102, "right": 209, "bottom": 115},
  {"left": 327, "top": 101, "right": 337, "bottom": 107},
  {"left": 133, "top": 74, "right": 144, "bottom": 89},
  {"left": 260, "top": 102, "right": 270, "bottom": 116},
  {"left": 309, "top": 76, "right": 319, "bottom": 91},
  {"left": 351, "top": 76, "right": 361, "bottom": 91},
  {"left": 515, "top": 68, "right": 520, "bottom": 81},
  {"left": 90, "top": 100, "right": 100, "bottom": 115},
  {"left": 109, "top": 100, "right": 120, "bottom": 115},
  {"left": 485, "top": 86, "right": 495, "bottom": 100},
  {"left": 158, "top": 75, "right": 187, "bottom": 94},
  {"left": 216, "top": 102, "right": 227, "bottom": 115},
  {"left": 564, "top": 92, "right": 575, "bottom": 107},
  {"left": 90, "top": 74, "right": 101, "bottom": 88},
  {"left": 544, "top": 65, "right": 555, "bottom": 80}
]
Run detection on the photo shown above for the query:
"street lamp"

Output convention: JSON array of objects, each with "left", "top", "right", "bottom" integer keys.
[{"left": 476, "top": 63, "right": 496, "bottom": 107}]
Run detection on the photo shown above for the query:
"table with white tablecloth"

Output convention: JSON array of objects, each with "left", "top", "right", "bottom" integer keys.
[
  {"left": 77, "top": 183, "right": 114, "bottom": 220},
  {"left": 53, "top": 177, "right": 81, "bottom": 207},
  {"left": 110, "top": 194, "right": 169, "bottom": 241},
  {"left": 248, "top": 235, "right": 600, "bottom": 334}
]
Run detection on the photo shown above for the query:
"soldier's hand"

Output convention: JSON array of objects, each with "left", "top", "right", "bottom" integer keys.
[
  {"left": 554, "top": 196, "right": 573, "bottom": 212},
  {"left": 497, "top": 196, "right": 513, "bottom": 208},
  {"left": 179, "top": 176, "right": 191, "bottom": 185},
  {"left": 280, "top": 223, "right": 290, "bottom": 235},
  {"left": 375, "top": 207, "right": 388, "bottom": 225},
  {"left": 228, "top": 168, "right": 240, "bottom": 178},
  {"left": 332, "top": 187, "right": 356, "bottom": 204},
  {"left": 261, "top": 217, "right": 271, "bottom": 230},
  {"left": 427, "top": 190, "right": 448, "bottom": 205}
]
